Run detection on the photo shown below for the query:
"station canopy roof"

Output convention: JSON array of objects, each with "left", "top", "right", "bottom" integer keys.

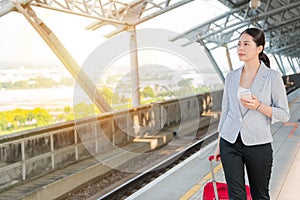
[
  {"left": 171, "top": 0, "right": 300, "bottom": 60},
  {"left": 1, "top": 0, "right": 299, "bottom": 60}
]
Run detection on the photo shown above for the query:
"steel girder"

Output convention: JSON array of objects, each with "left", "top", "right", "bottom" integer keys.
[
  {"left": 0, "top": 0, "right": 194, "bottom": 37},
  {"left": 0, "top": 0, "right": 197, "bottom": 111},
  {"left": 171, "top": 0, "right": 300, "bottom": 62}
]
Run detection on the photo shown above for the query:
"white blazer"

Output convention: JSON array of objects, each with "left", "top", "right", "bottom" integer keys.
[{"left": 218, "top": 62, "right": 290, "bottom": 145}]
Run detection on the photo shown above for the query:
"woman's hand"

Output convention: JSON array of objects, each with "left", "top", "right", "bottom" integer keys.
[
  {"left": 213, "top": 135, "right": 221, "bottom": 161},
  {"left": 214, "top": 147, "right": 221, "bottom": 161},
  {"left": 240, "top": 95, "right": 261, "bottom": 110}
]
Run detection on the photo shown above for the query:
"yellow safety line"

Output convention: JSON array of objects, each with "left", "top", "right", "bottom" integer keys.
[
  {"left": 180, "top": 92, "right": 299, "bottom": 200},
  {"left": 179, "top": 163, "right": 223, "bottom": 200}
]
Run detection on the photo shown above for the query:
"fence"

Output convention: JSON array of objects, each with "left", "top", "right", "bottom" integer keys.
[{"left": 0, "top": 90, "right": 223, "bottom": 191}]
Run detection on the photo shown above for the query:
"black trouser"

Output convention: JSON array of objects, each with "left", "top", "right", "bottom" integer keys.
[{"left": 220, "top": 134, "right": 273, "bottom": 200}]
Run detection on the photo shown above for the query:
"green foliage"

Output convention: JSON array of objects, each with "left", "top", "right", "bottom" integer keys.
[
  {"left": 141, "top": 86, "right": 155, "bottom": 98},
  {"left": 0, "top": 77, "right": 74, "bottom": 89},
  {"left": 56, "top": 114, "right": 65, "bottom": 121},
  {"left": 13, "top": 80, "right": 28, "bottom": 88},
  {"left": 0, "top": 82, "right": 13, "bottom": 89},
  {"left": 177, "top": 78, "right": 193, "bottom": 87},
  {"left": 27, "top": 112, "right": 35, "bottom": 121},
  {"left": 64, "top": 106, "right": 71, "bottom": 113},
  {"left": 100, "top": 87, "right": 113, "bottom": 104},
  {"left": 65, "top": 114, "right": 74, "bottom": 121},
  {"left": 99, "top": 86, "right": 124, "bottom": 105},
  {"left": 0, "top": 108, "right": 52, "bottom": 134},
  {"left": 73, "top": 102, "right": 95, "bottom": 119},
  {"left": 0, "top": 113, "right": 7, "bottom": 131},
  {"left": 0, "top": 80, "right": 211, "bottom": 135},
  {"left": 30, "top": 108, "right": 52, "bottom": 126}
]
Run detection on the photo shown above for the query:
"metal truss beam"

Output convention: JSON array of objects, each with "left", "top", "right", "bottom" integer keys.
[
  {"left": 0, "top": 0, "right": 196, "bottom": 110},
  {"left": 1, "top": 0, "right": 194, "bottom": 37},
  {"left": 170, "top": 0, "right": 300, "bottom": 74},
  {"left": 13, "top": 2, "right": 112, "bottom": 113},
  {"left": 28, "top": 0, "right": 194, "bottom": 37}
]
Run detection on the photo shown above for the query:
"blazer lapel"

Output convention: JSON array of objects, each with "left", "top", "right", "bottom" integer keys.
[
  {"left": 250, "top": 62, "right": 270, "bottom": 96},
  {"left": 232, "top": 67, "right": 243, "bottom": 94},
  {"left": 232, "top": 62, "right": 269, "bottom": 118},
  {"left": 230, "top": 67, "right": 243, "bottom": 116}
]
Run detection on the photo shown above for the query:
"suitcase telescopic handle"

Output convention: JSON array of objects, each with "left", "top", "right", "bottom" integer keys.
[{"left": 208, "top": 155, "right": 221, "bottom": 200}]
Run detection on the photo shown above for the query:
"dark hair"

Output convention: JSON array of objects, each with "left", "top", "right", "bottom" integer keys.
[{"left": 240, "top": 28, "right": 270, "bottom": 68}]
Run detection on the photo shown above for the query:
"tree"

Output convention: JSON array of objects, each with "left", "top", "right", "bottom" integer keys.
[
  {"left": 64, "top": 106, "right": 71, "bottom": 113},
  {"left": 141, "top": 86, "right": 155, "bottom": 98},
  {"left": 0, "top": 82, "right": 13, "bottom": 89},
  {"left": 100, "top": 87, "right": 113, "bottom": 104},
  {"left": 73, "top": 102, "right": 95, "bottom": 119},
  {"left": 27, "top": 112, "right": 35, "bottom": 121},
  {"left": 56, "top": 114, "right": 65, "bottom": 122},
  {"left": 13, "top": 81, "right": 29, "bottom": 89},
  {"left": 177, "top": 78, "right": 193, "bottom": 87},
  {"left": 32, "top": 108, "right": 52, "bottom": 126},
  {"left": 0, "top": 113, "right": 7, "bottom": 131},
  {"left": 13, "top": 108, "right": 28, "bottom": 126},
  {"left": 63, "top": 106, "right": 74, "bottom": 121}
]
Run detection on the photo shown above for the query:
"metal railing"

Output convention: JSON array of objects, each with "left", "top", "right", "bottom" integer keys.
[{"left": 0, "top": 90, "right": 223, "bottom": 192}]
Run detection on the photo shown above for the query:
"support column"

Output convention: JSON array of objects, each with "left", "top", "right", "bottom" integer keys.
[
  {"left": 273, "top": 54, "right": 286, "bottom": 75},
  {"left": 296, "top": 58, "right": 300, "bottom": 71},
  {"left": 278, "top": 55, "right": 287, "bottom": 75},
  {"left": 14, "top": 3, "right": 112, "bottom": 113},
  {"left": 287, "top": 57, "right": 296, "bottom": 74},
  {"left": 201, "top": 41, "right": 225, "bottom": 83},
  {"left": 129, "top": 26, "right": 141, "bottom": 107},
  {"left": 224, "top": 44, "right": 233, "bottom": 71}
]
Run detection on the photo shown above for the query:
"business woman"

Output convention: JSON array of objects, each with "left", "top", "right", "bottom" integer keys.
[{"left": 214, "top": 28, "right": 290, "bottom": 200}]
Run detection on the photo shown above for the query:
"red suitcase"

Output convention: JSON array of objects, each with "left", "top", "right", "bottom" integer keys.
[{"left": 202, "top": 156, "right": 252, "bottom": 200}]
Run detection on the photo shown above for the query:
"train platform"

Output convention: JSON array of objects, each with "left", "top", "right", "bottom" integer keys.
[{"left": 127, "top": 88, "right": 300, "bottom": 200}]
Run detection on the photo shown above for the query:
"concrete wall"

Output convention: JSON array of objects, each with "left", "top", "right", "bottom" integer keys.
[{"left": 0, "top": 90, "right": 223, "bottom": 192}]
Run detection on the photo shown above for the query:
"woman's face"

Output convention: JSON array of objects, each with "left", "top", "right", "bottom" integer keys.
[{"left": 237, "top": 33, "right": 262, "bottom": 62}]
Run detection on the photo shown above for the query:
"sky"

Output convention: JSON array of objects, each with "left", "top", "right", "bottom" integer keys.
[{"left": 0, "top": 0, "right": 230, "bottom": 69}]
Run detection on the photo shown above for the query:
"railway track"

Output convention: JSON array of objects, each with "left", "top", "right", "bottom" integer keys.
[
  {"left": 95, "top": 131, "right": 218, "bottom": 200},
  {"left": 57, "top": 119, "right": 219, "bottom": 200}
]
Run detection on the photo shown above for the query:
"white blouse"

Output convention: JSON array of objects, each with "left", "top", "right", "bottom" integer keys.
[{"left": 238, "top": 86, "right": 250, "bottom": 114}]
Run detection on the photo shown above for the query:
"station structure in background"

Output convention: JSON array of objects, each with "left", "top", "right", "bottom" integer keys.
[
  {"left": 0, "top": 0, "right": 299, "bottom": 113},
  {"left": 171, "top": 0, "right": 300, "bottom": 78}
]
